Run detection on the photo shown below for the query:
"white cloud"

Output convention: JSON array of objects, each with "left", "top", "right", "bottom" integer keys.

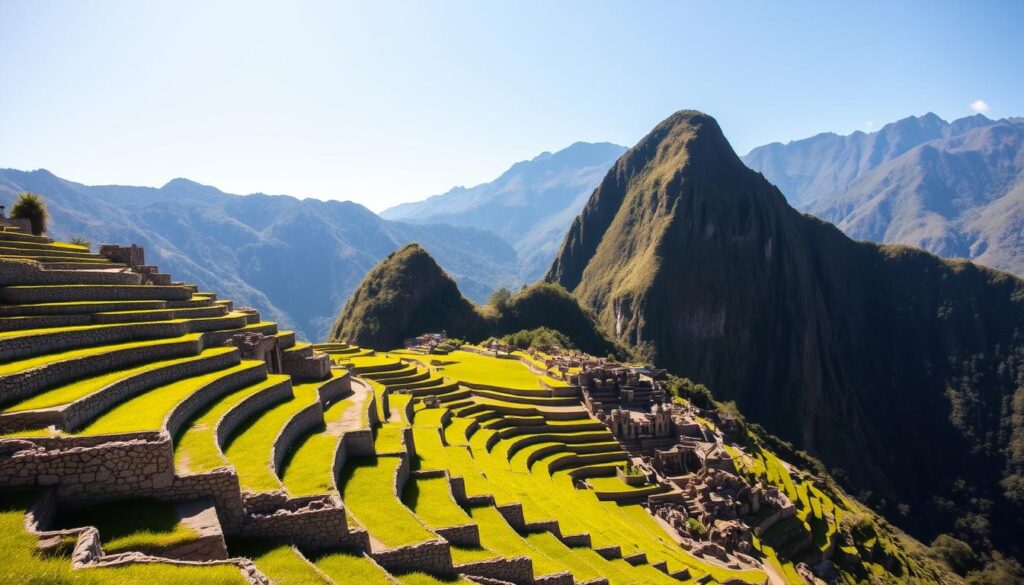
[
  {"left": 865, "top": 121, "right": 875, "bottom": 129},
  {"left": 970, "top": 99, "right": 991, "bottom": 114}
]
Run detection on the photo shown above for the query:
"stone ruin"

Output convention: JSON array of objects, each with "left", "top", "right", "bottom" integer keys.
[
  {"left": 224, "top": 332, "right": 331, "bottom": 381},
  {"left": 225, "top": 332, "right": 284, "bottom": 374},
  {"left": 99, "top": 244, "right": 173, "bottom": 285},
  {"left": 404, "top": 331, "right": 447, "bottom": 353}
]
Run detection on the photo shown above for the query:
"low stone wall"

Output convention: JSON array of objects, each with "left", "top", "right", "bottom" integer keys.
[
  {"left": 166, "top": 469, "right": 247, "bottom": 530},
  {"left": 0, "top": 316, "right": 243, "bottom": 362},
  {"left": 559, "top": 533, "right": 592, "bottom": 547},
  {"left": 242, "top": 499, "right": 350, "bottom": 551},
  {"left": 495, "top": 503, "right": 525, "bottom": 530},
  {"left": 0, "top": 313, "right": 92, "bottom": 331},
  {"left": 272, "top": 402, "right": 324, "bottom": 476},
  {"left": 0, "top": 283, "right": 192, "bottom": 303},
  {"left": 61, "top": 349, "right": 241, "bottom": 432},
  {"left": 0, "top": 336, "right": 201, "bottom": 413},
  {"left": 533, "top": 572, "right": 575, "bottom": 585},
  {"left": 317, "top": 370, "right": 352, "bottom": 406},
  {"left": 371, "top": 539, "right": 453, "bottom": 575},
  {"left": 0, "top": 433, "right": 175, "bottom": 498},
  {"left": 455, "top": 556, "right": 533, "bottom": 585},
  {"left": 216, "top": 379, "right": 293, "bottom": 448},
  {"left": 165, "top": 365, "right": 268, "bottom": 440},
  {"left": 435, "top": 523, "right": 480, "bottom": 547},
  {"left": 0, "top": 259, "right": 144, "bottom": 286},
  {"left": 394, "top": 453, "right": 411, "bottom": 500},
  {"left": 593, "top": 545, "right": 622, "bottom": 560},
  {"left": 623, "top": 551, "right": 647, "bottom": 565},
  {"left": 546, "top": 452, "right": 626, "bottom": 474}
]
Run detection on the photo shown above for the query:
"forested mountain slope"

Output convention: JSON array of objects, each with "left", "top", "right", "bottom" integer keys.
[{"left": 547, "top": 110, "right": 1024, "bottom": 562}]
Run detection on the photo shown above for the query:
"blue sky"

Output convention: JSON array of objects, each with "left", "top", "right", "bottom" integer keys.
[{"left": 1, "top": 1, "right": 1021, "bottom": 211}]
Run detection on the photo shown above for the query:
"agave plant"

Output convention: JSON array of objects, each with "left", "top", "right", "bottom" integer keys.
[{"left": 10, "top": 192, "right": 49, "bottom": 236}]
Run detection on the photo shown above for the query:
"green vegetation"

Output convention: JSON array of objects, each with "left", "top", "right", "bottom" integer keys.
[
  {"left": 338, "top": 456, "right": 435, "bottom": 548},
  {"left": 79, "top": 362, "right": 265, "bottom": 436},
  {"left": 311, "top": 550, "right": 393, "bottom": 585},
  {"left": 10, "top": 192, "right": 49, "bottom": 235},
  {"left": 229, "top": 540, "right": 329, "bottom": 585},
  {"left": 8, "top": 347, "right": 236, "bottom": 414},
  {"left": 281, "top": 391, "right": 353, "bottom": 496},
  {"left": 174, "top": 375, "right": 288, "bottom": 474},
  {"left": 222, "top": 374, "right": 314, "bottom": 492},
  {"left": 53, "top": 499, "right": 198, "bottom": 554},
  {"left": 402, "top": 476, "right": 471, "bottom": 528},
  {"left": 0, "top": 491, "right": 246, "bottom": 584},
  {"left": 330, "top": 244, "right": 620, "bottom": 357}
]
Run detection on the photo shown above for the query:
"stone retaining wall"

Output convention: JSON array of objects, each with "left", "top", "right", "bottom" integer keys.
[
  {"left": 0, "top": 259, "right": 144, "bottom": 286},
  {"left": 165, "top": 365, "right": 268, "bottom": 440},
  {"left": 272, "top": 402, "right": 324, "bottom": 475},
  {"left": 593, "top": 545, "right": 622, "bottom": 560},
  {"left": 533, "top": 572, "right": 575, "bottom": 585},
  {"left": 455, "top": 556, "right": 533, "bottom": 585},
  {"left": 216, "top": 379, "right": 293, "bottom": 448},
  {"left": 0, "top": 433, "right": 174, "bottom": 497},
  {"left": 495, "top": 503, "right": 525, "bottom": 530},
  {"left": 61, "top": 349, "right": 242, "bottom": 432},
  {"left": 0, "top": 284, "right": 192, "bottom": 303},
  {"left": 434, "top": 523, "right": 480, "bottom": 547},
  {"left": 546, "top": 452, "right": 626, "bottom": 474},
  {"left": 242, "top": 498, "right": 350, "bottom": 551},
  {"left": 371, "top": 539, "right": 453, "bottom": 575},
  {"left": 0, "top": 315, "right": 246, "bottom": 362},
  {"left": 317, "top": 370, "right": 352, "bottom": 406},
  {"left": 0, "top": 313, "right": 91, "bottom": 331},
  {"left": 0, "top": 336, "right": 202, "bottom": 413},
  {"left": 0, "top": 299, "right": 166, "bottom": 317}
]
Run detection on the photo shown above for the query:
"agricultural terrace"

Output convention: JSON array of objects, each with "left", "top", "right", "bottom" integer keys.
[{"left": 0, "top": 226, "right": 853, "bottom": 584}]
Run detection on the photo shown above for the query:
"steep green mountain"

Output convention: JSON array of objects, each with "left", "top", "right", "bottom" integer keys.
[
  {"left": 744, "top": 114, "right": 1024, "bottom": 277},
  {"left": 547, "top": 110, "right": 1024, "bottom": 563},
  {"left": 330, "top": 243, "right": 618, "bottom": 356},
  {"left": 381, "top": 142, "right": 626, "bottom": 282},
  {"left": 0, "top": 169, "right": 518, "bottom": 340}
]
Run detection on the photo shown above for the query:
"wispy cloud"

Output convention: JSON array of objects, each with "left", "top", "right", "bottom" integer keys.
[
  {"left": 970, "top": 99, "right": 991, "bottom": 114},
  {"left": 865, "top": 121, "right": 875, "bottom": 129}
]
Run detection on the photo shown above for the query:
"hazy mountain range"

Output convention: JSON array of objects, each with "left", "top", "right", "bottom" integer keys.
[
  {"left": 381, "top": 141, "right": 626, "bottom": 282},
  {"left": 744, "top": 113, "right": 1024, "bottom": 275},
  {"left": 0, "top": 169, "right": 520, "bottom": 340}
]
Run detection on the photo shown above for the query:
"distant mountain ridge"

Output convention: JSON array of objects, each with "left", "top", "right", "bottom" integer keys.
[
  {"left": 381, "top": 141, "right": 626, "bottom": 282},
  {"left": 0, "top": 169, "right": 519, "bottom": 340},
  {"left": 547, "top": 109, "right": 1024, "bottom": 562},
  {"left": 743, "top": 113, "right": 1024, "bottom": 275}
]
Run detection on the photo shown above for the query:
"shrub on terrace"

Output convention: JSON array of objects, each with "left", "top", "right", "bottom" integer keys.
[
  {"left": 10, "top": 192, "right": 49, "bottom": 235},
  {"left": 70, "top": 236, "right": 92, "bottom": 250}
]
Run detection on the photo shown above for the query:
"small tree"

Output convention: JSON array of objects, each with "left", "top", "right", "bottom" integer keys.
[
  {"left": 70, "top": 236, "right": 92, "bottom": 251},
  {"left": 487, "top": 287, "right": 512, "bottom": 311},
  {"left": 10, "top": 192, "right": 49, "bottom": 236}
]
